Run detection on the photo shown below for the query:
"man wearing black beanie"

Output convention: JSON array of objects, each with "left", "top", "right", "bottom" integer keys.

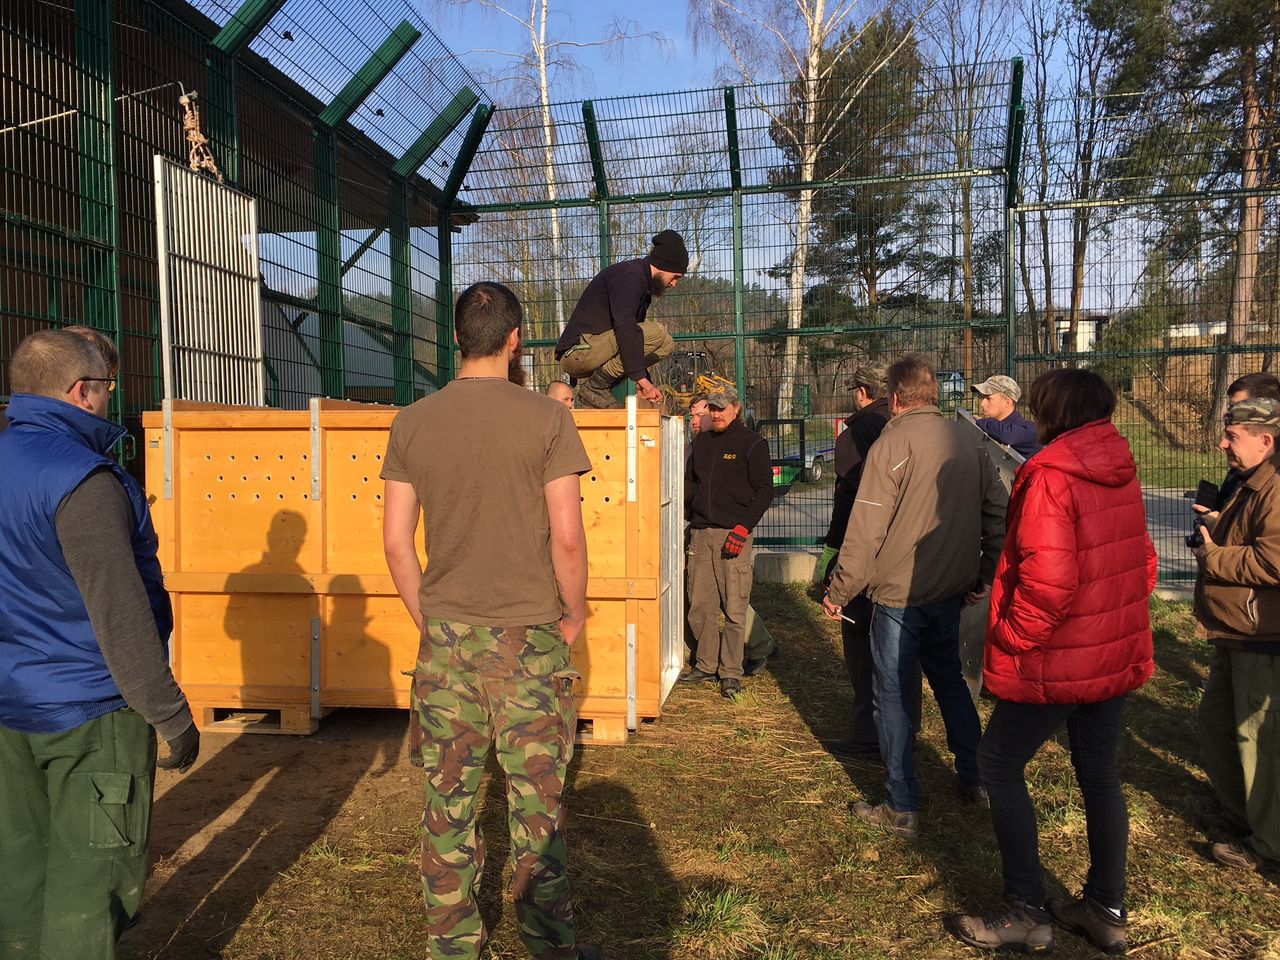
[{"left": 555, "top": 229, "right": 686, "bottom": 407}]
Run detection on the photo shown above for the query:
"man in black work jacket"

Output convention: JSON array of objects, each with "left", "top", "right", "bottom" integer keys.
[
  {"left": 681, "top": 387, "right": 773, "bottom": 700},
  {"left": 817, "top": 364, "right": 922, "bottom": 758},
  {"left": 555, "top": 230, "right": 685, "bottom": 408}
]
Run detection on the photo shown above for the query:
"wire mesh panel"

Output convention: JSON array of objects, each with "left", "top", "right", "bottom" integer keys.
[
  {"left": 154, "top": 156, "right": 263, "bottom": 403},
  {"left": 1013, "top": 87, "right": 1280, "bottom": 585}
]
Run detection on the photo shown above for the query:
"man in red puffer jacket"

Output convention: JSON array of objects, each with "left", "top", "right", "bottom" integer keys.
[{"left": 954, "top": 368, "right": 1156, "bottom": 957}]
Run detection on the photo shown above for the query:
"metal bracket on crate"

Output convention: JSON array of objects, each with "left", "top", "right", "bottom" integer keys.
[
  {"left": 163, "top": 399, "right": 174, "bottom": 500},
  {"left": 626, "top": 622, "right": 637, "bottom": 730},
  {"left": 310, "top": 616, "right": 322, "bottom": 720},
  {"left": 309, "top": 398, "right": 322, "bottom": 501},
  {"left": 626, "top": 395, "right": 638, "bottom": 503}
]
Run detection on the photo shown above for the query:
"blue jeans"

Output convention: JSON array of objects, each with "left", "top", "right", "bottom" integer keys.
[{"left": 869, "top": 597, "right": 982, "bottom": 812}]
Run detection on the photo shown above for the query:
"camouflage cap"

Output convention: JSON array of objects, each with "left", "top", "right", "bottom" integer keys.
[
  {"left": 1226, "top": 397, "right": 1280, "bottom": 426},
  {"left": 972, "top": 374, "right": 1022, "bottom": 401},
  {"left": 705, "top": 387, "right": 740, "bottom": 408},
  {"left": 851, "top": 363, "right": 888, "bottom": 391}
]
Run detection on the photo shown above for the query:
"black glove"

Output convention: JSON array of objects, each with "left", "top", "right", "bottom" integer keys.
[
  {"left": 157, "top": 722, "right": 200, "bottom": 773},
  {"left": 722, "top": 525, "right": 750, "bottom": 559}
]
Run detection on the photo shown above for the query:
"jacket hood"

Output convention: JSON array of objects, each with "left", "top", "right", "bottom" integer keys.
[
  {"left": 4, "top": 393, "right": 125, "bottom": 456},
  {"left": 1028, "top": 419, "right": 1136, "bottom": 489}
]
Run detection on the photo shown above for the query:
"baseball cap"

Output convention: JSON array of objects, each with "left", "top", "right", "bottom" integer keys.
[
  {"left": 705, "top": 387, "right": 740, "bottom": 409},
  {"left": 972, "top": 375, "right": 1022, "bottom": 402},
  {"left": 1227, "top": 397, "right": 1280, "bottom": 426},
  {"left": 851, "top": 363, "right": 887, "bottom": 391}
]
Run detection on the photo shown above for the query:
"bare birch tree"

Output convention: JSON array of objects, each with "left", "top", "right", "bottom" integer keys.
[
  {"left": 436, "top": 0, "right": 670, "bottom": 332},
  {"left": 690, "top": 0, "right": 920, "bottom": 421}
]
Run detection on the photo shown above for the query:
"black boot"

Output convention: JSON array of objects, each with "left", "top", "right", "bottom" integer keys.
[{"left": 575, "top": 369, "right": 622, "bottom": 409}]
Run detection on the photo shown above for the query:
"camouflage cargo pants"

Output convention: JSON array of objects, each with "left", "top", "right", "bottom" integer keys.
[{"left": 411, "top": 619, "right": 579, "bottom": 960}]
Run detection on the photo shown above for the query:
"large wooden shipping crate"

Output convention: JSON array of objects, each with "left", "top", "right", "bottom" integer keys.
[{"left": 142, "top": 398, "right": 686, "bottom": 743}]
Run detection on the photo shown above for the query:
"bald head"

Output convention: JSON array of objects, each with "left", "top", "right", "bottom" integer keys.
[
  {"left": 9, "top": 329, "right": 106, "bottom": 399},
  {"left": 546, "top": 380, "right": 574, "bottom": 409}
]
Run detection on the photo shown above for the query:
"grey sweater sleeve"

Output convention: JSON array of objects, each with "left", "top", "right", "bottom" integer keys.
[{"left": 56, "top": 469, "right": 194, "bottom": 741}]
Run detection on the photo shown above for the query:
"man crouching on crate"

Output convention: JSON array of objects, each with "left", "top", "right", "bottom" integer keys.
[
  {"left": 0, "top": 330, "right": 198, "bottom": 959},
  {"left": 382, "top": 282, "right": 602, "bottom": 960}
]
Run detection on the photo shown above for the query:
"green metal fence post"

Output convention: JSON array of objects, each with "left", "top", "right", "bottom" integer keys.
[
  {"left": 1003, "top": 57, "right": 1025, "bottom": 377},
  {"left": 77, "top": 0, "right": 122, "bottom": 422},
  {"left": 314, "top": 125, "right": 344, "bottom": 397},
  {"left": 582, "top": 100, "right": 612, "bottom": 268},
  {"left": 437, "top": 210, "right": 456, "bottom": 382},
  {"left": 208, "top": 0, "right": 290, "bottom": 185},
  {"left": 390, "top": 176, "right": 413, "bottom": 404},
  {"left": 725, "top": 87, "right": 746, "bottom": 394}
]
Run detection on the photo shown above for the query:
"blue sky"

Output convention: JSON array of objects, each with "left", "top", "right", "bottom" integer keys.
[{"left": 423, "top": 0, "right": 731, "bottom": 103}]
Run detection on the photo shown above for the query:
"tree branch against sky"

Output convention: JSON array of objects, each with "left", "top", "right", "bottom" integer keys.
[
  {"left": 435, "top": 0, "right": 672, "bottom": 333},
  {"left": 689, "top": 0, "right": 925, "bottom": 422}
]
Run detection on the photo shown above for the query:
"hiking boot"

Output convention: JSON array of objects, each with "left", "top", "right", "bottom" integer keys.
[
  {"left": 826, "top": 737, "right": 880, "bottom": 759},
  {"left": 575, "top": 370, "right": 622, "bottom": 409},
  {"left": 720, "top": 677, "right": 742, "bottom": 700},
  {"left": 851, "top": 800, "right": 918, "bottom": 839},
  {"left": 960, "top": 784, "right": 991, "bottom": 808},
  {"left": 953, "top": 899, "right": 1054, "bottom": 953},
  {"left": 678, "top": 666, "right": 717, "bottom": 683},
  {"left": 1209, "top": 840, "right": 1272, "bottom": 872},
  {"left": 742, "top": 656, "right": 768, "bottom": 677},
  {"left": 577, "top": 946, "right": 603, "bottom": 960},
  {"left": 1047, "top": 893, "right": 1127, "bottom": 955}
]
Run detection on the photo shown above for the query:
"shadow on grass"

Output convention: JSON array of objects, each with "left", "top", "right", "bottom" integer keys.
[
  {"left": 125, "top": 709, "right": 403, "bottom": 960},
  {"left": 474, "top": 748, "right": 682, "bottom": 958}
]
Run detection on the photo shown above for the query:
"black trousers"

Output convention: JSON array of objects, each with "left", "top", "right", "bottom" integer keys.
[
  {"left": 979, "top": 695, "right": 1130, "bottom": 909},
  {"left": 841, "top": 594, "right": 921, "bottom": 745}
]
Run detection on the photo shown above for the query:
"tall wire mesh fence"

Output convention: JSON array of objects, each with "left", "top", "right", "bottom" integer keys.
[{"left": 5, "top": 2, "right": 1280, "bottom": 585}]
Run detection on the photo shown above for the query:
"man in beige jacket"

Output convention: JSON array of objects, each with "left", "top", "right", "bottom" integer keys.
[{"left": 824, "top": 354, "right": 1008, "bottom": 838}]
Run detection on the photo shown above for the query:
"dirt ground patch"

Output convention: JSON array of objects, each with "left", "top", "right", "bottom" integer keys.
[{"left": 120, "top": 588, "right": 1279, "bottom": 960}]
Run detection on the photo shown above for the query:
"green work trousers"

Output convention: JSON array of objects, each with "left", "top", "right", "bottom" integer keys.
[
  {"left": 687, "top": 526, "right": 755, "bottom": 680},
  {"left": 557, "top": 321, "right": 674, "bottom": 383},
  {"left": 0, "top": 707, "right": 156, "bottom": 960},
  {"left": 1198, "top": 646, "right": 1280, "bottom": 860}
]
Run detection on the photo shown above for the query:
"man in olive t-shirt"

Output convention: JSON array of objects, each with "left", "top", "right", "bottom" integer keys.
[{"left": 381, "top": 282, "right": 598, "bottom": 960}]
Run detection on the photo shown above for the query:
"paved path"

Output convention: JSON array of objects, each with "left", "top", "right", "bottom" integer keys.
[{"left": 757, "top": 483, "right": 1199, "bottom": 590}]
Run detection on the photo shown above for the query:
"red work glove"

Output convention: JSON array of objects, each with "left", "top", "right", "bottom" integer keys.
[{"left": 722, "top": 525, "right": 750, "bottom": 559}]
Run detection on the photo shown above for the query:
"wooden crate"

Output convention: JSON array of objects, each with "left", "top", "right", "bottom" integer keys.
[{"left": 143, "top": 398, "right": 685, "bottom": 742}]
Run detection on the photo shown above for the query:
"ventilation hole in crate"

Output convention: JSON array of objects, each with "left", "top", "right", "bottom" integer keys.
[
  {"left": 290, "top": 475, "right": 296, "bottom": 481},
  {"left": 204, "top": 454, "right": 211, "bottom": 461},
  {"left": 604, "top": 497, "right": 611, "bottom": 503},
  {"left": 229, "top": 493, "right": 236, "bottom": 499},
  {"left": 241, "top": 475, "right": 248, "bottom": 482},
  {"left": 301, "top": 454, "right": 308, "bottom": 461},
  {"left": 375, "top": 453, "right": 382, "bottom": 461},
  {"left": 590, "top": 475, "right": 597, "bottom": 482},
  {"left": 351, "top": 494, "right": 357, "bottom": 500},
  {"left": 217, "top": 475, "right": 224, "bottom": 482},
  {"left": 351, "top": 454, "right": 357, "bottom": 461},
  {"left": 253, "top": 455, "right": 260, "bottom": 461},
  {"left": 253, "top": 493, "right": 261, "bottom": 500},
  {"left": 278, "top": 454, "right": 285, "bottom": 461},
  {"left": 229, "top": 454, "right": 236, "bottom": 461},
  {"left": 603, "top": 454, "right": 611, "bottom": 461},
  {"left": 302, "top": 493, "right": 309, "bottom": 499},
  {"left": 277, "top": 493, "right": 285, "bottom": 500},
  {"left": 205, "top": 493, "right": 212, "bottom": 500},
  {"left": 362, "top": 476, "right": 368, "bottom": 483},
  {"left": 375, "top": 494, "right": 382, "bottom": 502},
  {"left": 265, "top": 475, "right": 272, "bottom": 481}
]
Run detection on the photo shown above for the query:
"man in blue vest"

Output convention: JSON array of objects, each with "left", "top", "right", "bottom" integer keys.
[{"left": 0, "top": 329, "right": 199, "bottom": 959}]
